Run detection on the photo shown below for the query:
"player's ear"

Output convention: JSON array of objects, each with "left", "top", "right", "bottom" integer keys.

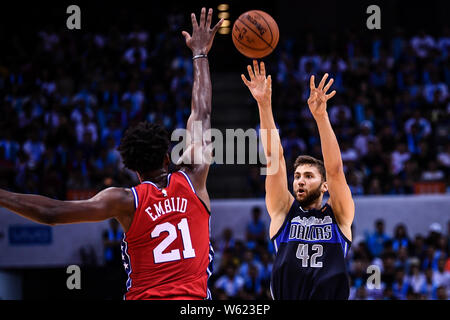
[{"left": 321, "top": 181, "right": 328, "bottom": 193}]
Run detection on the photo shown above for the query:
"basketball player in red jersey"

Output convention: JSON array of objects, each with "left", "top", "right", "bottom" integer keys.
[{"left": 0, "top": 8, "right": 223, "bottom": 300}]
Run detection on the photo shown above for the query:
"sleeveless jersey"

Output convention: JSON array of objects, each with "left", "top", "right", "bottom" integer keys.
[
  {"left": 270, "top": 200, "right": 351, "bottom": 300},
  {"left": 121, "top": 171, "right": 213, "bottom": 300}
]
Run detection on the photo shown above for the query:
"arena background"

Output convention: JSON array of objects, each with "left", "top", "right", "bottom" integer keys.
[{"left": 0, "top": 0, "right": 449, "bottom": 300}]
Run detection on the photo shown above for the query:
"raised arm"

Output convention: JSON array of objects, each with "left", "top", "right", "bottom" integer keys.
[
  {"left": 179, "top": 8, "right": 223, "bottom": 209},
  {"left": 0, "top": 187, "right": 135, "bottom": 228},
  {"left": 242, "top": 61, "right": 294, "bottom": 237},
  {"left": 307, "top": 74, "right": 354, "bottom": 239}
]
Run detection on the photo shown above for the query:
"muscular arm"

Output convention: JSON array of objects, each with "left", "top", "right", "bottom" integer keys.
[
  {"left": 0, "top": 187, "right": 135, "bottom": 226},
  {"left": 258, "top": 99, "right": 294, "bottom": 217},
  {"left": 242, "top": 61, "right": 294, "bottom": 237},
  {"left": 183, "top": 54, "right": 212, "bottom": 192},
  {"left": 178, "top": 8, "right": 223, "bottom": 210},
  {"left": 308, "top": 74, "right": 354, "bottom": 238},
  {"left": 315, "top": 115, "right": 354, "bottom": 227}
]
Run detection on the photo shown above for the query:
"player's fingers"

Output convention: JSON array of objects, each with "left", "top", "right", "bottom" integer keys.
[
  {"left": 241, "top": 74, "right": 251, "bottom": 87},
  {"left": 267, "top": 75, "right": 272, "bottom": 89},
  {"left": 247, "top": 65, "right": 255, "bottom": 81},
  {"left": 318, "top": 73, "right": 328, "bottom": 90},
  {"left": 206, "top": 8, "right": 213, "bottom": 29},
  {"left": 323, "top": 78, "right": 334, "bottom": 93},
  {"left": 253, "top": 60, "right": 259, "bottom": 76},
  {"left": 260, "top": 61, "right": 266, "bottom": 77},
  {"left": 310, "top": 75, "right": 315, "bottom": 90},
  {"left": 191, "top": 13, "right": 198, "bottom": 29},
  {"left": 211, "top": 18, "right": 224, "bottom": 35},
  {"left": 326, "top": 90, "right": 336, "bottom": 100},
  {"left": 181, "top": 31, "right": 191, "bottom": 42},
  {"left": 200, "top": 7, "right": 206, "bottom": 28}
]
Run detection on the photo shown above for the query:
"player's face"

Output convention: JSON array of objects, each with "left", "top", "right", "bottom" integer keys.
[{"left": 293, "top": 165, "right": 326, "bottom": 205}]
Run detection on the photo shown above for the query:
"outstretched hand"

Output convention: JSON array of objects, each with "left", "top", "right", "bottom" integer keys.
[
  {"left": 241, "top": 60, "right": 272, "bottom": 106},
  {"left": 307, "top": 73, "right": 336, "bottom": 119},
  {"left": 182, "top": 7, "right": 224, "bottom": 56}
]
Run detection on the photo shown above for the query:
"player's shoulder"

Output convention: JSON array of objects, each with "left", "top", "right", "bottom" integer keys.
[
  {"left": 91, "top": 186, "right": 132, "bottom": 198},
  {"left": 95, "top": 187, "right": 135, "bottom": 206}
]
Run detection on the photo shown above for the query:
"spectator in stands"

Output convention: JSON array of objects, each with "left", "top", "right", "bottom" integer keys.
[
  {"left": 349, "top": 259, "right": 368, "bottom": 290},
  {"left": 367, "top": 219, "right": 391, "bottom": 258},
  {"left": 408, "top": 259, "right": 425, "bottom": 294},
  {"left": 437, "top": 143, "right": 450, "bottom": 172},
  {"left": 392, "top": 224, "right": 411, "bottom": 252},
  {"left": 246, "top": 207, "right": 266, "bottom": 249},
  {"left": 347, "top": 171, "right": 364, "bottom": 195},
  {"left": 395, "top": 246, "right": 410, "bottom": 272},
  {"left": 259, "top": 251, "right": 273, "bottom": 289},
  {"left": 217, "top": 228, "right": 236, "bottom": 253},
  {"left": 354, "top": 286, "right": 371, "bottom": 300},
  {"left": 447, "top": 221, "right": 450, "bottom": 256},
  {"left": 421, "top": 160, "right": 445, "bottom": 181},
  {"left": 238, "top": 250, "right": 263, "bottom": 280},
  {"left": 419, "top": 267, "right": 439, "bottom": 299},
  {"left": 102, "top": 218, "right": 126, "bottom": 300},
  {"left": 381, "top": 251, "right": 397, "bottom": 287},
  {"left": 392, "top": 267, "right": 410, "bottom": 299},
  {"left": 426, "top": 222, "right": 443, "bottom": 247},
  {"left": 423, "top": 71, "right": 448, "bottom": 103},
  {"left": 383, "top": 285, "right": 397, "bottom": 300},
  {"left": 422, "top": 245, "right": 439, "bottom": 271},
  {"left": 22, "top": 129, "right": 45, "bottom": 169},
  {"left": 353, "top": 121, "right": 375, "bottom": 157},
  {"left": 0, "top": 147, "right": 15, "bottom": 188},
  {"left": 103, "top": 219, "right": 123, "bottom": 267},
  {"left": 436, "top": 285, "right": 448, "bottom": 300},
  {"left": 214, "top": 264, "right": 244, "bottom": 299},
  {"left": 0, "top": 130, "right": 20, "bottom": 163},
  {"left": 410, "top": 30, "right": 435, "bottom": 59},
  {"left": 240, "top": 264, "right": 263, "bottom": 299},
  {"left": 433, "top": 257, "right": 450, "bottom": 289},
  {"left": 391, "top": 142, "right": 411, "bottom": 175}
]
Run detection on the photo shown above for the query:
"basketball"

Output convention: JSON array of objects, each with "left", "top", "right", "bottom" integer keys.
[{"left": 232, "top": 10, "right": 279, "bottom": 59}]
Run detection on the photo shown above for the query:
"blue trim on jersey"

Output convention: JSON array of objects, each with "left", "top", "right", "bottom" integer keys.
[
  {"left": 121, "top": 234, "right": 133, "bottom": 298},
  {"left": 272, "top": 202, "right": 351, "bottom": 259},
  {"left": 131, "top": 187, "right": 138, "bottom": 209},
  {"left": 205, "top": 216, "right": 214, "bottom": 300},
  {"left": 179, "top": 171, "right": 197, "bottom": 194}
]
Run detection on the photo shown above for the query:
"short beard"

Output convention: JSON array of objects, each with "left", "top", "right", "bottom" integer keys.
[{"left": 297, "top": 183, "right": 323, "bottom": 208}]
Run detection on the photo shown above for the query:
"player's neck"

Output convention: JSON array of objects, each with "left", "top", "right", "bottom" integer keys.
[
  {"left": 300, "top": 198, "right": 324, "bottom": 211},
  {"left": 140, "top": 168, "right": 169, "bottom": 188}
]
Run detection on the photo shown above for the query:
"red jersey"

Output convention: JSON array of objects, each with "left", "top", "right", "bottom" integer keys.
[{"left": 121, "top": 171, "right": 213, "bottom": 300}]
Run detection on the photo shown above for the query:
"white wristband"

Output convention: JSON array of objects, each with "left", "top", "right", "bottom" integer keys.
[{"left": 192, "top": 54, "right": 208, "bottom": 60}]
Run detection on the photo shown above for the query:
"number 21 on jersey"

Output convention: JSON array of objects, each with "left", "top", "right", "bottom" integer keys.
[{"left": 151, "top": 218, "right": 196, "bottom": 264}]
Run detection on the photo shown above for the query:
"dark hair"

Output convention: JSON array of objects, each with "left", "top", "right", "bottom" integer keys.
[
  {"left": 293, "top": 155, "right": 326, "bottom": 182},
  {"left": 118, "top": 121, "right": 170, "bottom": 174}
]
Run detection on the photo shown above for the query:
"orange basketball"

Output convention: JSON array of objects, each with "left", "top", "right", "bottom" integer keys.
[{"left": 232, "top": 10, "right": 279, "bottom": 59}]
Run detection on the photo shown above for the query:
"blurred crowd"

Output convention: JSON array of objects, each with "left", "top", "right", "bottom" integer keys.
[
  {"left": 209, "top": 206, "right": 450, "bottom": 300},
  {"left": 268, "top": 27, "right": 450, "bottom": 196},
  {"left": 0, "top": 13, "right": 193, "bottom": 198},
  {"left": 0, "top": 17, "right": 449, "bottom": 197},
  {"left": 0, "top": 15, "right": 449, "bottom": 199}
]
